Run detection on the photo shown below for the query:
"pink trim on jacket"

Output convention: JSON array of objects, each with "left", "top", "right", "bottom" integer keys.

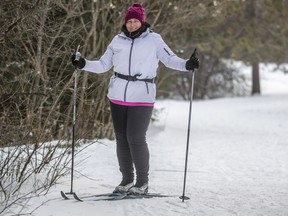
[{"left": 110, "top": 99, "right": 154, "bottom": 107}]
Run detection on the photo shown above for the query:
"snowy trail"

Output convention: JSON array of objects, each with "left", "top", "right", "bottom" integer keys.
[
  {"left": 149, "top": 96, "right": 288, "bottom": 216},
  {"left": 26, "top": 94, "right": 288, "bottom": 216}
]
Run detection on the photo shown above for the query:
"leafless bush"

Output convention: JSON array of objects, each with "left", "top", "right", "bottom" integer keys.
[
  {"left": 0, "top": 140, "right": 71, "bottom": 215},
  {"left": 157, "top": 53, "right": 249, "bottom": 100}
]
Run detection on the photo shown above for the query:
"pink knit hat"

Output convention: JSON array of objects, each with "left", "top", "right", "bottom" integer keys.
[{"left": 124, "top": 3, "right": 145, "bottom": 24}]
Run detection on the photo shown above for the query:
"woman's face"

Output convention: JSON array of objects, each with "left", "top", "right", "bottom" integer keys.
[{"left": 125, "top": 18, "right": 142, "bottom": 33}]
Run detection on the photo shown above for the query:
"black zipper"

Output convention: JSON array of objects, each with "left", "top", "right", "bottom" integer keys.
[
  {"left": 145, "top": 82, "right": 149, "bottom": 94},
  {"left": 124, "top": 39, "right": 134, "bottom": 102}
]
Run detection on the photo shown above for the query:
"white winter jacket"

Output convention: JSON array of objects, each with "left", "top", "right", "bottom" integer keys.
[{"left": 83, "top": 27, "right": 188, "bottom": 103}]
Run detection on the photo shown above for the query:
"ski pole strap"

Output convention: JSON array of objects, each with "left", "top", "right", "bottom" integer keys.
[{"left": 114, "top": 72, "right": 155, "bottom": 83}]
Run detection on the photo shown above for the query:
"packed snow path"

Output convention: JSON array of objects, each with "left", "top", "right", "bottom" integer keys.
[{"left": 26, "top": 95, "right": 288, "bottom": 216}]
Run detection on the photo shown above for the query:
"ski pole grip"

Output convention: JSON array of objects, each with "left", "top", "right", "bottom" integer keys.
[
  {"left": 191, "top": 48, "right": 197, "bottom": 59},
  {"left": 75, "top": 45, "right": 81, "bottom": 61}
]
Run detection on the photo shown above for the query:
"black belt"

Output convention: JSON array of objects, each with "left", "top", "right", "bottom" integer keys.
[{"left": 114, "top": 72, "right": 154, "bottom": 83}]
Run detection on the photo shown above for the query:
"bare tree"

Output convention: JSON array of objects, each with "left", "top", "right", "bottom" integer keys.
[
  {"left": 1, "top": 0, "right": 84, "bottom": 214},
  {"left": 206, "top": 0, "right": 288, "bottom": 95}
]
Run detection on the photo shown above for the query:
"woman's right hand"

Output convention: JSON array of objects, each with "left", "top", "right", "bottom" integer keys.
[{"left": 71, "top": 52, "right": 86, "bottom": 69}]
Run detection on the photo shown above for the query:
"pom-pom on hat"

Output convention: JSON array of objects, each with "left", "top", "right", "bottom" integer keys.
[{"left": 124, "top": 3, "right": 145, "bottom": 24}]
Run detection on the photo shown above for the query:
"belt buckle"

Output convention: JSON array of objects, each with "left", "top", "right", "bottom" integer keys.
[{"left": 128, "top": 76, "right": 134, "bottom": 81}]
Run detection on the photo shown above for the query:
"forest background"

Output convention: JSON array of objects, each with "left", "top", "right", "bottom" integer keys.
[{"left": 0, "top": 0, "right": 287, "bottom": 214}]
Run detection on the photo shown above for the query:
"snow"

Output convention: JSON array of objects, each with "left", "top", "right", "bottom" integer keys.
[
  {"left": 6, "top": 66, "right": 288, "bottom": 215},
  {"left": 229, "top": 61, "right": 288, "bottom": 95}
]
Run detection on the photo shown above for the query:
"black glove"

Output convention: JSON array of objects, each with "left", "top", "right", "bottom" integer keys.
[
  {"left": 71, "top": 52, "right": 86, "bottom": 69},
  {"left": 185, "top": 48, "right": 199, "bottom": 71}
]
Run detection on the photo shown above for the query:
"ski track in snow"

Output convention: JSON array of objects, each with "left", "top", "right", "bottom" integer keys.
[{"left": 8, "top": 94, "right": 288, "bottom": 216}]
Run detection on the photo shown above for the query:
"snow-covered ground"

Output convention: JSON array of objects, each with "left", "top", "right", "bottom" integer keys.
[{"left": 7, "top": 66, "right": 288, "bottom": 216}]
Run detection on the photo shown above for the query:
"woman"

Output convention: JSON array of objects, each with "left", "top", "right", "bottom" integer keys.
[{"left": 72, "top": 3, "right": 199, "bottom": 195}]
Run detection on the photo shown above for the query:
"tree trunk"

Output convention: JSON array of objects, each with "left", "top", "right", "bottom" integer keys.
[{"left": 251, "top": 61, "right": 260, "bottom": 95}]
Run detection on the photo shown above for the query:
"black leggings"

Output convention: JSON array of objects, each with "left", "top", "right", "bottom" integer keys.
[{"left": 109, "top": 102, "right": 153, "bottom": 184}]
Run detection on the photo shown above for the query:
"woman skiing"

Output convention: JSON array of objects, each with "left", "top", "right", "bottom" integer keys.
[{"left": 71, "top": 3, "right": 199, "bottom": 195}]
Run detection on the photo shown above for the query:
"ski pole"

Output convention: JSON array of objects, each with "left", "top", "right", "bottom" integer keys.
[
  {"left": 70, "top": 45, "right": 80, "bottom": 194},
  {"left": 179, "top": 48, "right": 197, "bottom": 202},
  {"left": 61, "top": 45, "right": 81, "bottom": 200}
]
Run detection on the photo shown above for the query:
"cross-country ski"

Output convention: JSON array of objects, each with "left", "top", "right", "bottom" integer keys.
[{"left": 65, "top": 192, "right": 172, "bottom": 202}]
